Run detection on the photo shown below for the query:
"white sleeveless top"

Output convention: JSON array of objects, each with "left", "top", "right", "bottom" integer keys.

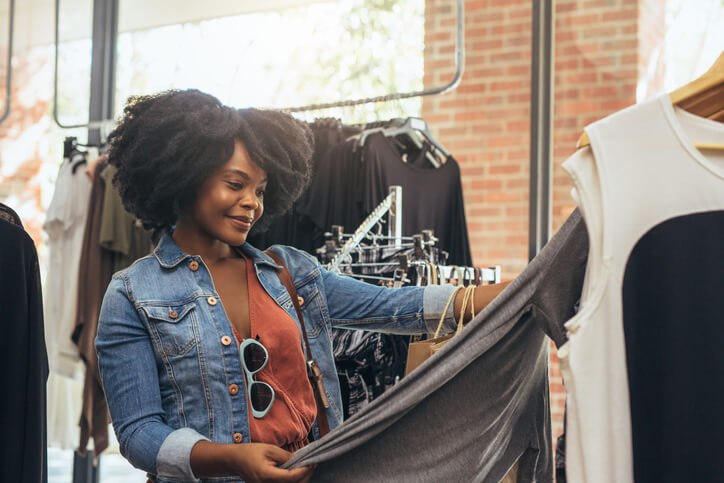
[{"left": 559, "top": 95, "right": 724, "bottom": 483}]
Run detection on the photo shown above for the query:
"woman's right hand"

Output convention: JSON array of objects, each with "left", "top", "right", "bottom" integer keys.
[
  {"left": 231, "top": 443, "right": 315, "bottom": 483},
  {"left": 190, "top": 440, "right": 316, "bottom": 482}
]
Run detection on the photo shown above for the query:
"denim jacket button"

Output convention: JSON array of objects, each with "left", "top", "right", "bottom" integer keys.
[
  {"left": 233, "top": 432, "right": 243, "bottom": 443},
  {"left": 168, "top": 310, "right": 178, "bottom": 319},
  {"left": 221, "top": 335, "right": 232, "bottom": 346},
  {"left": 207, "top": 296, "right": 218, "bottom": 306},
  {"left": 189, "top": 261, "right": 199, "bottom": 271},
  {"left": 228, "top": 384, "right": 239, "bottom": 395},
  {"left": 297, "top": 296, "right": 304, "bottom": 306}
]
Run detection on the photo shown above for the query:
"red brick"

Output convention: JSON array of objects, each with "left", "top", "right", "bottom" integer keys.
[
  {"left": 581, "top": 85, "right": 619, "bottom": 98},
  {"left": 602, "top": 9, "right": 638, "bottom": 22},
  {"left": 558, "top": 100, "right": 599, "bottom": 116},
  {"left": 560, "top": 13, "right": 600, "bottom": 27},
  {"left": 490, "top": 51, "right": 524, "bottom": 63},
  {"left": 506, "top": 119, "right": 529, "bottom": 132},
  {"left": 471, "top": 123, "right": 505, "bottom": 134},
  {"left": 555, "top": 30, "right": 578, "bottom": 44},
  {"left": 470, "top": 39, "right": 504, "bottom": 50},
  {"left": 472, "top": 179, "right": 503, "bottom": 190},
  {"left": 466, "top": 1, "right": 487, "bottom": 12},
  {"left": 426, "top": 31, "right": 452, "bottom": 42},
  {"left": 490, "top": 80, "right": 526, "bottom": 92},
  {"left": 508, "top": 92, "right": 531, "bottom": 104},
  {"left": 486, "top": 191, "right": 523, "bottom": 203},
  {"left": 489, "top": 164, "right": 522, "bottom": 175},
  {"left": 487, "top": 135, "right": 524, "bottom": 148}
]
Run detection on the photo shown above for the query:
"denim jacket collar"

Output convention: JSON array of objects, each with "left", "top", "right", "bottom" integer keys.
[{"left": 153, "top": 231, "right": 281, "bottom": 270}]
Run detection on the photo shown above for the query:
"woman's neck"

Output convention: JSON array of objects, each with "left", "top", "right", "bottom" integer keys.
[{"left": 172, "top": 221, "right": 235, "bottom": 265}]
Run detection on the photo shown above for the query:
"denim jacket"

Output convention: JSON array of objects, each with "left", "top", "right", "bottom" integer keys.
[{"left": 96, "top": 233, "right": 458, "bottom": 482}]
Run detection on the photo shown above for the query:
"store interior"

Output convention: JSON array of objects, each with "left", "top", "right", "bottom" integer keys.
[{"left": 1, "top": 0, "right": 723, "bottom": 482}]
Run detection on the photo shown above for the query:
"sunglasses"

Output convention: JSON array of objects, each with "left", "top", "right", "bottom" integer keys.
[{"left": 239, "top": 337, "right": 275, "bottom": 418}]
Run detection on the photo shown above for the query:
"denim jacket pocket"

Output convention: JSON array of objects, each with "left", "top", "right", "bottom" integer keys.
[
  {"left": 296, "top": 281, "right": 326, "bottom": 338},
  {"left": 140, "top": 301, "right": 199, "bottom": 357}
]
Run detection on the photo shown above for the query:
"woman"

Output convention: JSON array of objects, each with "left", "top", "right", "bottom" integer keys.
[{"left": 96, "top": 89, "right": 507, "bottom": 483}]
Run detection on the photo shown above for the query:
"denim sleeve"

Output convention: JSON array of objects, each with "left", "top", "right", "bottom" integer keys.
[
  {"left": 320, "top": 267, "right": 458, "bottom": 335},
  {"left": 96, "top": 276, "right": 208, "bottom": 481}
]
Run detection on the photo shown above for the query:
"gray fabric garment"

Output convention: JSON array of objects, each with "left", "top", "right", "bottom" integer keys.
[{"left": 284, "top": 209, "right": 587, "bottom": 482}]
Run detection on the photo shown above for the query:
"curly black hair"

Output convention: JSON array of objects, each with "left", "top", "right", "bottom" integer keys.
[{"left": 107, "top": 89, "right": 313, "bottom": 232}]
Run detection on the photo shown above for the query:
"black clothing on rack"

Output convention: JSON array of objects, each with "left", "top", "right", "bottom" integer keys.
[
  {"left": 332, "top": 329, "right": 409, "bottom": 419},
  {"left": 247, "top": 119, "right": 361, "bottom": 253},
  {"left": 0, "top": 208, "right": 48, "bottom": 483},
  {"left": 360, "top": 132, "right": 472, "bottom": 266}
]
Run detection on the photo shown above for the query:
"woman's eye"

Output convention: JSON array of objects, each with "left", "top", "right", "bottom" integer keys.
[
  {"left": 227, "top": 181, "right": 243, "bottom": 190},
  {"left": 256, "top": 189, "right": 266, "bottom": 197}
]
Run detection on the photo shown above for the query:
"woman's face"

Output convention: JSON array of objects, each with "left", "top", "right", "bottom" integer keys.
[{"left": 187, "top": 138, "right": 267, "bottom": 246}]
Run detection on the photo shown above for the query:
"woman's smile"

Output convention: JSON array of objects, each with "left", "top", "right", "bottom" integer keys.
[{"left": 227, "top": 214, "right": 255, "bottom": 232}]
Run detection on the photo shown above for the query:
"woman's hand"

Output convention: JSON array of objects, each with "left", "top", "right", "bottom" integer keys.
[
  {"left": 191, "top": 440, "right": 315, "bottom": 482},
  {"left": 232, "top": 443, "right": 316, "bottom": 483},
  {"left": 453, "top": 281, "right": 511, "bottom": 323}
]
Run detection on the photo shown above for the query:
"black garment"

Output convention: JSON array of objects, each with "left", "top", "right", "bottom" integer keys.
[
  {"left": 332, "top": 329, "right": 409, "bottom": 418},
  {"left": 622, "top": 211, "right": 724, "bottom": 483},
  {"left": 248, "top": 120, "right": 361, "bottom": 253},
  {"left": 0, "top": 216, "right": 48, "bottom": 483},
  {"left": 0, "top": 202, "right": 24, "bottom": 227},
  {"left": 297, "top": 139, "right": 364, "bottom": 245},
  {"left": 360, "top": 132, "right": 472, "bottom": 266}
]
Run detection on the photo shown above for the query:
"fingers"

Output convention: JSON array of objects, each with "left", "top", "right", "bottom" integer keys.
[
  {"left": 299, "top": 463, "right": 317, "bottom": 483},
  {"left": 264, "top": 445, "right": 294, "bottom": 464},
  {"left": 266, "top": 464, "right": 316, "bottom": 483}
]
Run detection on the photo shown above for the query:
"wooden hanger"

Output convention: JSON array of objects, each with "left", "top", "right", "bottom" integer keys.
[{"left": 577, "top": 51, "right": 724, "bottom": 150}]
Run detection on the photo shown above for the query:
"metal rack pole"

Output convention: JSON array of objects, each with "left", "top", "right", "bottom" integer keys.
[
  {"left": 282, "top": 0, "right": 465, "bottom": 113},
  {"left": 528, "top": 0, "right": 555, "bottom": 260},
  {"left": 388, "top": 186, "right": 402, "bottom": 248}
]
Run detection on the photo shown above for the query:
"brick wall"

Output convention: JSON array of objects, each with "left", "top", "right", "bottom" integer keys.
[{"left": 422, "top": 0, "right": 665, "bottom": 455}]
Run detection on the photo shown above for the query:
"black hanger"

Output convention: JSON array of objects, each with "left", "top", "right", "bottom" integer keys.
[{"left": 352, "top": 117, "right": 449, "bottom": 168}]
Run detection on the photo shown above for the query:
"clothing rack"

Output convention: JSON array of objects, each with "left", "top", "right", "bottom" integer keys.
[
  {"left": 326, "top": 185, "right": 501, "bottom": 286},
  {"left": 281, "top": 0, "right": 465, "bottom": 113},
  {"left": 421, "top": 263, "right": 500, "bottom": 285},
  {"left": 327, "top": 186, "right": 402, "bottom": 271}
]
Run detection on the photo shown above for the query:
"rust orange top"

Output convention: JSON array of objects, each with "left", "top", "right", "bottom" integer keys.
[{"left": 231, "top": 253, "right": 317, "bottom": 451}]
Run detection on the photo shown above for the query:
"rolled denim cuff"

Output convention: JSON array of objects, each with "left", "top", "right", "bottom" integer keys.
[
  {"left": 422, "top": 284, "right": 459, "bottom": 335},
  {"left": 156, "top": 427, "right": 209, "bottom": 482}
]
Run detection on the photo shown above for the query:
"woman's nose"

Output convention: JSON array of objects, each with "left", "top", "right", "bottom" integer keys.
[{"left": 240, "top": 192, "right": 259, "bottom": 210}]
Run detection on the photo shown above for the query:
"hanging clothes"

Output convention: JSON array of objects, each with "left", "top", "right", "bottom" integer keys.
[
  {"left": 98, "top": 164, "right": 154, "bottom": 274},
  {"left": 73, "top": 159, "right": 154, "bottom": 457},
  {"left": 247, "top": 119, "right": 361, "bottom": 253},
  {"left": 73, "top": 159, "right": 115, "bottom": 456},
  {"left": 43, "top": 150, "right": 93, "bottom": 450},
  {"left": 559, "top": 95, "right": 724, "bottom": 483},
  {"left": 332, "top": 329, "right": 409, "bottom": 419},
  {"left": 43, "top": 151, "right": 92, "bottom": 376},
  {"left": 0, "top": 205, "right": 49, "bottom": 483},
  {"left": 329, "top": 241, "right": 450, "bottom": 418},
  {"left": 284, "top": 210, "right": 588, "bottom": 482},
  {"left": 360, "top": 132, "right": 472, "bottom": 266}
]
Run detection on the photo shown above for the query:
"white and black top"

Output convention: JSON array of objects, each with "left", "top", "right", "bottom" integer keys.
[{"left": 560, "top": 94, "right": 724, "bottom": 483}]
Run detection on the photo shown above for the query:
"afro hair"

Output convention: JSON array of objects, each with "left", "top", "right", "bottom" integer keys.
[{"left": 106, "top": 89, "right": 313, "bottom": 232}]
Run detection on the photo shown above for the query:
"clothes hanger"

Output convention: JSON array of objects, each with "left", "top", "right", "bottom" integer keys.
[
  {"left": 577, "top": 51, "right": 724, "bottom": 150},
  {"left": 352, "top": 117, "right": 448, "bottom": 168},
  {"left": 380, "top": 117, "right": 449, "bottom": 167}
]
